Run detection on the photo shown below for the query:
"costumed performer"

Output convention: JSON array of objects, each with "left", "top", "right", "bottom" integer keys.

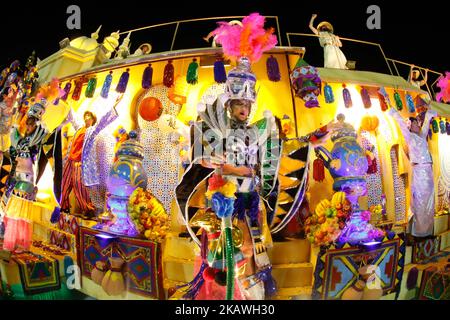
[
  {"left": 2, "top": 80, "right": 67, "bottom": 251},
  {"left": 388, "top": 106, "right": 437, "bottom": 237},
  {"left": 60, "top": 94, "right": 123, "bottom": 219},
  {"left": 174, "top": 13, "right": 280, "bottom": 300},
  {"left": 309, "top": 14, "right": 348, "bottom": 69}
]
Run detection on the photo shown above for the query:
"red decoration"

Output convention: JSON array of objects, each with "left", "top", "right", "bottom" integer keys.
[
  {"left": 203, "top": 267, "right": 217, "bottom": 282},
  {"left": 138, "top": 97, "right": 163, "bottom": 122},
  {"left": 313, "top": 158, "right": 325, "bottom": 182},
  {"left": 378, "top": 92, "right": 388, "bottom": 112},
  {"left": 366, "top": 156, "right": 378, "bottom": 174}
]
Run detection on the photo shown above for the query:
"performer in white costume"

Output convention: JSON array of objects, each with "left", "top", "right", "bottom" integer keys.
[{"left": 309, "top": 14, "right": 348, "bottom": 69}]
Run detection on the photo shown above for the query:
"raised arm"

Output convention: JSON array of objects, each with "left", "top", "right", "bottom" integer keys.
[
  {"left": 419, "top": 109, "right": 438, "bottom": 139},
  {"left": 309, "top": 14, "right": 319, "bottom": 35},
  {"left": 387, "top": 107, "right": 412, "bottom": 144},
  {"left": 90, "top": 94, "right": 123, "bottom": 137}
]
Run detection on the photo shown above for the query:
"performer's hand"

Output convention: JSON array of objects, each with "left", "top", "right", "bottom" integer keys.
[{"left": 312, "top": 14, "right": 318, "bottom": 19}]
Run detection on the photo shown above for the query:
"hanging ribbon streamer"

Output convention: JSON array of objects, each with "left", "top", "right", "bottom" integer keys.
[
  {"left": 342, "top": 84, "right": 352, "bottom": 108},
  {"left": 439, "top": 119, "right": 446, "bottom": 134},
  {"left": 101, "top": 71, "right": 113, "bottom": 99},
  {"left": 72, "top": 79, "right": 83, "bottom": 101},
  {"left": 431, "top": 118, "right": 439, "bottom": 133},
  {"left": 214, "top": 58, "right": 227, "bottom": 83},
  {"left": 61, "top": 82, "right": 71, "bottom": 101},
  {"left": 405, "top": 93, "right": 415, "bottom": 113},
  {"left": 116, "top": 68, "right": 130, "bottom": 93},
  {"left": 85, "top": 76, "right": 97, "bottom": 98},
  {"left": 163, "top": 60, "right": 175, "bottom": 87},
  {"left": 266, "top": 55, "right": 281, "bottom": 82},
  {"left": 186, "top": 58, "right": 199, "bottom": 85},
  {"left": 394, "top": 91, "right": 403, "bottom": 111},
  {"left": 324, "top": 83, "right": 334, "bottom": 103},
  {"left": 360, "top": 87, "right": 371, "bottom": 108},
  {"left": 142, "top": 64, "right": 153, "bottom": 89}
]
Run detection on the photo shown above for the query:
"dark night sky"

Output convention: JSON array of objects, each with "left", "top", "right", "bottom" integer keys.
[{"left": 1, "top": 0, "right": 448, "bottom": 83}]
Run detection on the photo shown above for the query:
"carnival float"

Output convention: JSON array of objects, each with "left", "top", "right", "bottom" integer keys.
[{"left": 0, "top": 13, "right": 449, "bottom": 301}]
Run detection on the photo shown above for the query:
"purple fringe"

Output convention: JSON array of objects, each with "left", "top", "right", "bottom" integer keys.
[
  {"left": 116, "top": 69, "right": 130, "bottom": 93},
  {"left": 266, "top": 55, "right": 281, "bottom": 82},
  {"left": 50, "top": 207, "right": 61, "bottom": 224},
  {"left": 234, "top": 192, "right": 259, "bottom": 225},
  {"left": 361, "top": 88, "right": 372, "bottom": 108},
  {"left": 142, "top": 64, "right": 153, "bottom": 89},
  {"left": 214, "top": 60, "right": 227, "bottom": 84},
  {"left": 343, "top": 87, "right": 352, "bottom": 108}
]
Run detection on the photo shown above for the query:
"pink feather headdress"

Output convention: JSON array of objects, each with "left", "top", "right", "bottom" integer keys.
[
  {"left": 209, "top": 13, "right": 278, "bottom": 63},
  {"left": 436, "top": 72, "right": 450, "bottom": 103}
]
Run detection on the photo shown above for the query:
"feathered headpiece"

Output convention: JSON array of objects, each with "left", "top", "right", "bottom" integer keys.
[
  {"left": 209, "top": 13, "right": 277, "bottom": 63},
  {"left": 208, "top": 13, "right": 277, "bottom": 103},
  {"left": 436, "top": 72, "right": 450, "bottom": 103},
  {"left": 28, "top": 78, "right": 64, "bottom": 120}
]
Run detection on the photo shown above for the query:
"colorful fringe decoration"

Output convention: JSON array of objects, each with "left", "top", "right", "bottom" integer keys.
[
  {"left": 266, "top": 55, "right": 281, "bottom": 82},
  {"left": 436, "top": 72, "right": 450, "bottom": 103},
  {"left": 406, "top": 93, "right": 415, "bottom": 113},
  {"left": 85, "top": 77, "right": 97, "bottom": 98},
  {"left": 186, "top": 59, "right": 199, "bottom": 85},
  {"left": 431, "top": 118, "right": 439, "bottom": 133},
  {"left": 313, "top": 157, "right": 325, "bottom": 182},
  {"left": 446, "top": 121, "right": 450, "bottom": 135},
  {"left": 439, "top": 119, "right": 446, "bottom": 134},
  {"left": 72, "top": 79, "right": 83, "bottom": 101},
  {"left": 324, "top": 83, "right": 334, "bottom": 103},
  {"left": 394, "top": 91, "right": 403, "bottom": 111},
  {"left": 142, "top": 64, "right": 153, "bottom": 89},
  {"left": 208, "top": 13, "right": 277, "bottom": 63},
  {"left": 360, "top": 87, "right": 371, "bottom": 108},
  {"left": 61, "top": 82, "right": 71, "bottom": 101},
  {"left": 101, "top": 71, "right": 113, "bottom": 99},
  {"left": 377, "top": 88, "right": 389, "bottom": 112},
  {"left": 342, "top": 84, "right": 352, "bottom": 108},
  {"left": 214, "top": 58, "right": 227, "bottom": 83},
  {"left": 163, "top": 60, "right": 174, "bottom": 87},
  {"left": 116, "top": 68, "right": 130, "bottom": 93}
]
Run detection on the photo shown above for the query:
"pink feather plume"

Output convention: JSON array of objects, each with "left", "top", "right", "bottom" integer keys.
[
  {"left": 210, "top": 13, "right": 278, "bottom": 63},
  {"left": 436, "top": 72, "right": 450, "bottom": 103}
]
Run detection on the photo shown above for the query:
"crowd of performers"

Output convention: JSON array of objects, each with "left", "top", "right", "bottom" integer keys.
[{"left": 0, "top": 13, "right": 440, "bottom": 300}]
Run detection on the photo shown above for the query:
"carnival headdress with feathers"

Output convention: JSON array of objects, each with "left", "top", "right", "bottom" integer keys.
[
  {"left": 209, "top": 13, "right": 277, "bottom": 102},
  {"left": 28, "top": 78, "right": 64, "bottom": 120}
]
